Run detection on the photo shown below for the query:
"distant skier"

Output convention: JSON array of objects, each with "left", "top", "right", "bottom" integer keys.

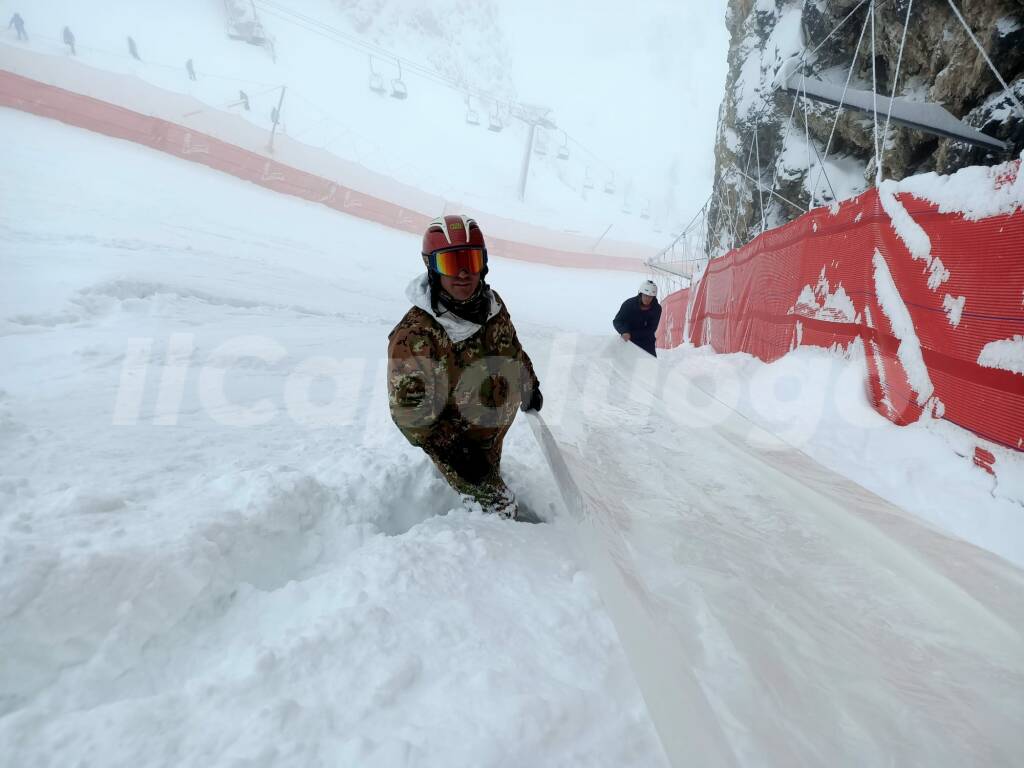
[
  {"left": 9, "top": 12, "right": 27, "bottom": 41},
  {"left": 388, "top": 215, "right": 543, "bottom": 520},
  {"left": 238, "top": 90, "right": 250, "bottom": 110},
  {"left": 127, "top": 35, "right": 140, "bottom": 61},
  {"left": 62, "top": 26, "right": 75, "bottom": 55},
  {"left": 613, "top": 279, "right": 663, "bottom": 357},
  {"left": 186, "top": 58, "right": 197, "bottom": 81}
]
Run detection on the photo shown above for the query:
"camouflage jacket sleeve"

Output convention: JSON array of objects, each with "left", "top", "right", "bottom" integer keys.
[{"left": 387, "top": 316, "right": 449, "bottom": 447}]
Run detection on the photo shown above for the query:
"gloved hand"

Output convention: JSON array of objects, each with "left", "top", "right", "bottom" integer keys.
[{"left": 521, "top": 384, "right": 543, "bottom": 413}]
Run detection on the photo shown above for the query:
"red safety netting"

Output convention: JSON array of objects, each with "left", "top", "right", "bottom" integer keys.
[{"left": 657, "top": 173, "right": 1024, "bottom": 453}]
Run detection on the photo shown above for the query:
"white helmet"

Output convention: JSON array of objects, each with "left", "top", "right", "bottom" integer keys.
[{"left": 639, "top": 279, "right": 658, "bottom": 297}]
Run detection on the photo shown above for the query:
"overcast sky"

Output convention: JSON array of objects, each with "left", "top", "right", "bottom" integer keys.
[{"left": 499, "top": 0, "right": 731, "bottom": 225}]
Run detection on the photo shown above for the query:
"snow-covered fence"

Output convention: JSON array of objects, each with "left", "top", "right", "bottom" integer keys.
[
  {"left": 657, "top": 160, "right": 1024, "bottom": 456},
  {"left": 0, "top": 46, "right": 649, "bottom": 273}
]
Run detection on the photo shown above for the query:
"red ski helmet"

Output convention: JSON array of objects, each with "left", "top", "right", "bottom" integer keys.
[{"left": 422, "top": 215, "right": 486, "bottom": 256}]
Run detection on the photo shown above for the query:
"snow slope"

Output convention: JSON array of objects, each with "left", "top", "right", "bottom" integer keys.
[
  {"left": 0, "top": 108, "right": 663, "bottom": 765},
  {"left": 3, "top": 109, "right": 1023, "bottom": 766}
]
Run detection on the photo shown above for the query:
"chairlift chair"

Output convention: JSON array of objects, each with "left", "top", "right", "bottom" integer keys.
[
  {"left": 533, "top": 127, "right": 548, "bottom": 156},
  {"left": 391, "top": 59, "right": 408, "bottom": 99},
  {"left": 368, "top": 55, "right": 385, "bottom": 94},
  {"left": 583, "top": 166, "right": 595, "bottom": 190},
  {"left": 488, "top": 103, "right": 503, "bottom": 132},
  {"left": 465, "top": 95, "right": 480, "bottom": 126},
  {"left": 604, "top": 173, "right": 616, "bottom": 195},
  {"left": 557, "top": 131, "right": 569, "bottom": 160},
  {"left": 640, "top": 199, "right": 651, "bottom": 219}
]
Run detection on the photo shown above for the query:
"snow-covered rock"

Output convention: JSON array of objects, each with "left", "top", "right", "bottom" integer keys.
[{"left": 708, "top": 0, "right": 1024, "bottom": 252}]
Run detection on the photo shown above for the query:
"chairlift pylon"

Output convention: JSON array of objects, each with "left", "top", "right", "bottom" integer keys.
[
  {"left": 487, "top": 103, "right": 503, "bottom": 132},
  {"left": 368, "top": 55, "right": 385, "bottom": 95},
  {"left": 391, "top": 59, "right": 407, "bottom": 100}
]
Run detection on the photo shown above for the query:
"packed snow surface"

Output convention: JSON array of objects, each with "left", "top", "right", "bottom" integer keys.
[{"left": 2, "top": 109, "right": 1024, "bottom": 766}]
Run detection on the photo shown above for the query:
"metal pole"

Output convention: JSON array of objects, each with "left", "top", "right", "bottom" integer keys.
[
  {"left": 518, "top": 121, "right": 537, "bottom": 202},
  {"left": 267, "top": 85, "right": 287, "bottom": 153},
  {"left": 592, "top": 222, "right": 614, "bottom": 252}
]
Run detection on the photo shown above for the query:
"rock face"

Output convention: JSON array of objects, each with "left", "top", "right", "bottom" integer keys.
[{"left": 707, "top": 0, "right": 1024, "bottom": 253}]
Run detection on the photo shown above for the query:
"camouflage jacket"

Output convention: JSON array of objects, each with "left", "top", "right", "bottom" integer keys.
[{"left": 388, "top": 275, "right": 539, "bottom": 451}]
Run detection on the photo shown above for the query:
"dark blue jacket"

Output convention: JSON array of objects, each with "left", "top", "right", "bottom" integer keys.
[{"left": 613, "top": 295, "right": 661, "bottom": 356}]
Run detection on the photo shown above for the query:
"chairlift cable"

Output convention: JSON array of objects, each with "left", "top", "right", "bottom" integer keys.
[
  {"left": 256, "top": 0, "right": 638, "bottom": 196},
  {"left": 255, "top": 0, "right": 515, "bottom": 109}
]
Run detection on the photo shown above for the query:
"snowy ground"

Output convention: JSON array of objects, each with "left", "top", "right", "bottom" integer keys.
[
  {"left": 2, "top": 109, "right": 1023, "bottom": 766},
  {"left": 0, "top": 109, "right": 663, "bottom": 766}
]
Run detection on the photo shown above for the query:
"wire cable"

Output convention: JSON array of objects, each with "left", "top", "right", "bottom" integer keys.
[
  {"left": 878, "top": 0, "right": 914, "bottom": 182},
  {"left": 944, "top": 0, "right": 1024, "bottom": 119}
]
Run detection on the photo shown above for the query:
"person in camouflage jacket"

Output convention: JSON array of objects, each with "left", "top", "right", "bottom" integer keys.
[{"left": 388, "top": 215, "right": 542, "bottom": 519}]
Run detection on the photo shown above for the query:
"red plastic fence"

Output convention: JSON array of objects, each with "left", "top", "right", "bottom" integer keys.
[
  {"left": 657, "top": 177, "right": 1024, "bottom": 454},
  {"left": 0, "top": 68, "right": 644, "bottom": 273}
]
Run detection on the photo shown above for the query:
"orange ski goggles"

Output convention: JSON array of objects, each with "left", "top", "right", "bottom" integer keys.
[{"left": 425, "top": 247, "right": 487, "bottom": 276}]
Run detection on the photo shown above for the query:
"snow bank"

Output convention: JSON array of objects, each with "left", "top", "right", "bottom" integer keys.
[
  {"left": 892, "top": 156, "right": 1024, "bottom": 221},
  {"left": 978, "top": 335, "right": 1024, "bottom": 376},
  {"left": 872, "top": 250, "right": 935, "bottom": 405}
]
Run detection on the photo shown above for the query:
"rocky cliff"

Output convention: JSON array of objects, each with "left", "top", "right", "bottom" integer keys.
[{"left": 707, "top": 0, "right": 1024, "bottom": 253}]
